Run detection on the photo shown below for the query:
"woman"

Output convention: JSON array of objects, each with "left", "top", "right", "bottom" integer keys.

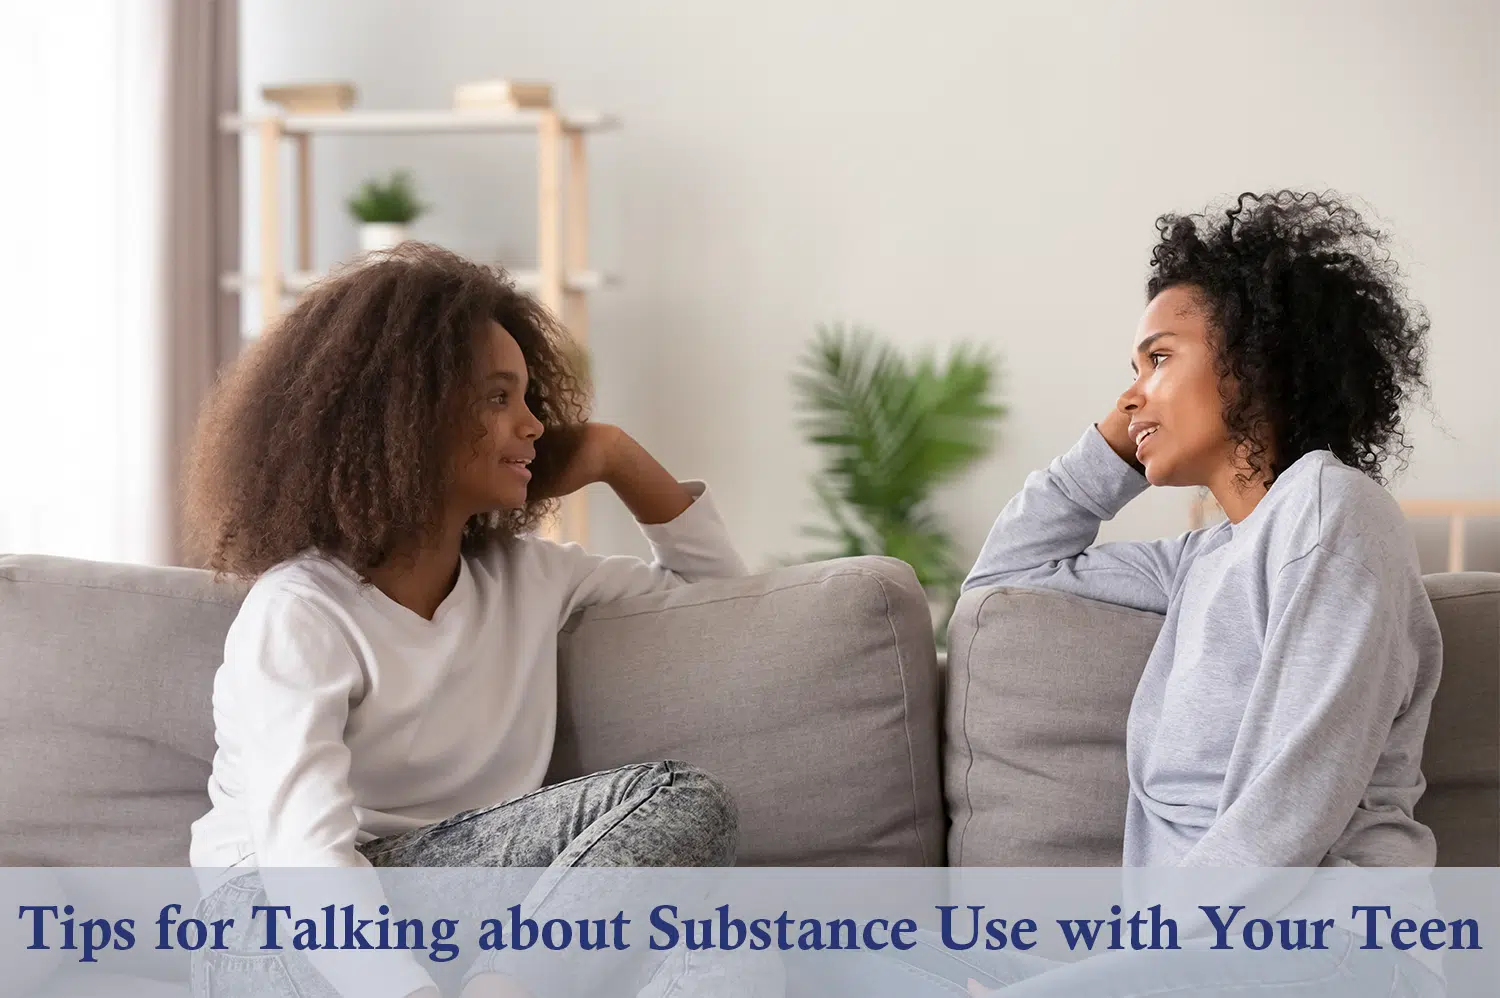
[
  {"left": 970, "top": 189, "right": 1438, "bottom": 872},
  {"left": 866, "top": 191, "right": 1445, "bottom": 997},
  {"left": 182, "top": 243, "right": 750, "bottom": 998}
]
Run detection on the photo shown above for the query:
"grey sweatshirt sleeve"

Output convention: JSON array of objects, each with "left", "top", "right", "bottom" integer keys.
[
  {"left": 1178, "top": 543, "right": 1434, "bottom": 868},
  {"left": 963, "top": 425, "right": 1193, "bottom": 614}
]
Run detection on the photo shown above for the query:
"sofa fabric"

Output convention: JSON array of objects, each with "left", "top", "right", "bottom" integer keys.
[
  {"left": 946, "top": 574, "right": 1500, "bottom": 868},
  {"left": 548, "top": 556, "right": 945, "bottom": 865},
  {"left": 944, "top": 586, "right": 1159, "bottom": 867},
  {"left": 1, "top": 549, "right": 1493, "bottom": 876},
  {"left": 1412, "top": 572, "right": 1500, "bottom": 866},
  {"left": 0, "top": 558, "right": 244, "bottom": 867},
  {"left": 0, "top": 553, "right": 943, "bottom": 868}
]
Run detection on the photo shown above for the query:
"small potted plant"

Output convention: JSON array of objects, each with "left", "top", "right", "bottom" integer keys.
[{"left": 347, "top": 170, "right": 427, "bottom": 253}]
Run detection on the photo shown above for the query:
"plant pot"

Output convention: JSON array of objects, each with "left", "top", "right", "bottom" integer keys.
[{"left": 358, "top": 222, "right": 408, "bottom": 254}]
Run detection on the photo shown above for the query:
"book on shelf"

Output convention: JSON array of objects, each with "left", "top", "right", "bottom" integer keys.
[
  {"left": 261, "top": 81, "right": 357, "bottom": 114},
  {"left": 453, "top": 79, "right": 554, "bottom": 110}
]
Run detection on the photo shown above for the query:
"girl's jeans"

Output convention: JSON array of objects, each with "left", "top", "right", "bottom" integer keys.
[{"left": 190, "top": 761, "right": 781, "bottom": 998}]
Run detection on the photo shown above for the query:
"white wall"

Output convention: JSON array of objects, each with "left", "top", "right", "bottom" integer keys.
[{"left": 240, "top": 0, "right": 1500, "bottom": 572}]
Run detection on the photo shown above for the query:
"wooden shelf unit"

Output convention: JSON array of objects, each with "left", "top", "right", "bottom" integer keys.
[
  {"left": 219, "top": 106, "right": 618, "bottom": 545},
  {"left": 221, "top": 109, "right": 616, "bottom": 135},
  {"left": 1398, "top": 500, "right": 1500, "bottom": 573},
  {"left": 221, "top": 268, "right": 613, "bottom": 296}
]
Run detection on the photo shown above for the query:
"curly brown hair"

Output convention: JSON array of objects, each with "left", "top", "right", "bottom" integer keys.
[{"left": 182, "top": 243, "right": 590, "bottom": 579}]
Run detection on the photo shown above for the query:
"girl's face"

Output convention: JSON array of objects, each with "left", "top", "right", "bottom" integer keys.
[
  {"left": 452, "top": 321, "right": 545, "bottom": 513},
  {"left": 1117, "top": 285, "right": 1238, "bottom": 488}
]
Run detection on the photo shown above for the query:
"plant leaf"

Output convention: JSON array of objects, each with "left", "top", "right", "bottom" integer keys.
[
  {"left": 790, "top": 323, "right": 1004, "bottom": 605},
  {"left": 347, "top": 170, "right": 427, "bottom": 224}
]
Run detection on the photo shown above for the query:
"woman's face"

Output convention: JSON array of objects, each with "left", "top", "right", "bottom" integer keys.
[
  {"left": 451, "top": 320, "right": 545, "bottom": 513},
  {"left": 1117, "top": 285, "right": 1237, "bottom": 488}
]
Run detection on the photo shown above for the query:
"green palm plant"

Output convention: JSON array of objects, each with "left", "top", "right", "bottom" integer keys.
[{"left": 792, "top": 323, "right": 1005, "bottom": 637}]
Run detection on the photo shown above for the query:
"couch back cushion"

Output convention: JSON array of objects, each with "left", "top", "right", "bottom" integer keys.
[
  {"left": 1413, "top": 573, "right": 1500, "bottom": 865},
  {"left": 945, "top": 573, "right": 1500, "bottom": 867},
  {"left": 0, "top": 553, "right": 943, "bottom": 867},
  {"left": 550, "top": 556, "right": 944, "bottom": 865},
  {"left": 944, "top": 586, "right": 1158, "bottom": 866},
  {"left": 0, "top": 556, "right": 243, "bottom": 866}
]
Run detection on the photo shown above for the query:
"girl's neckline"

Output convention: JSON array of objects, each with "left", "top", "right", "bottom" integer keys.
[{"left": 332, "top": 553, "right": 473, "bottom": 627}]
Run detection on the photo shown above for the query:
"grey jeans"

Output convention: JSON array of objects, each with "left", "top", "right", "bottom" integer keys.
[{"left": 190, "top": 760, "right": 757, "bottom": 998}]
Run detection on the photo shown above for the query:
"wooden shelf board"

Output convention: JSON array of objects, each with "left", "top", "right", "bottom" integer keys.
[
  {"left": 221, "top": 269, "right": 612, "bottom": 295},
  {"left": 220, "top": 109, "right": 618, "bottom": 135},
  {"left": 1399, "top": 500, "right": 1500, "bottom": 517}
]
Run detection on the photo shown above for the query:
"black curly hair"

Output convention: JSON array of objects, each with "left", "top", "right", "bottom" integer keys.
[{"left": 1146, "top": 190, "right": 1429, "bottom": 486}]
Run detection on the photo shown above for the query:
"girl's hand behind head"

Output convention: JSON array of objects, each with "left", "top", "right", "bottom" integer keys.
[{"left": 527, "top": 422, "right": 625, "bottom": 501}]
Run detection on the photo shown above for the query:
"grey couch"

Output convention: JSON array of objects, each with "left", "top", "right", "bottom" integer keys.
[
  {"left": 1, "top": 553, "right": 1495, "bottom": 995},
  {"left": 2, "top": 552, "right": 1495, "bottom": 872}
]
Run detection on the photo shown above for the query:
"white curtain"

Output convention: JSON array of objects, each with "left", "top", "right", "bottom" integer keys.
[{"left": 0, "top": 0, "right": 237, "bottom": 566}]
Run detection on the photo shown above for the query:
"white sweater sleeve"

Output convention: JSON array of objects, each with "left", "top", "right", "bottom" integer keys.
[
  {"left": 555, "top": 480, "right": 749, "bottom": 617},
  {"left": 223, "top": 591, "right": 367, "bottom": 868},
  {"left": 222, "top": 592, "right": 438, "bottom": 998}
]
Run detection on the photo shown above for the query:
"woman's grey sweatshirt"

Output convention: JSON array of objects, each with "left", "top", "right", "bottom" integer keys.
[{"left": 964, "top": 424, "right": 1442, "bottom": 869}]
